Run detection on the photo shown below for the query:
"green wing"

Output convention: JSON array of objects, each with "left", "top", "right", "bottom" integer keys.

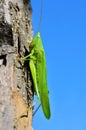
[
  {"left": 37, "top": 50, "right": 51, "bottom": 119},
  {"left": 35, "top": 36, "right": 51, "bottom": 119}
]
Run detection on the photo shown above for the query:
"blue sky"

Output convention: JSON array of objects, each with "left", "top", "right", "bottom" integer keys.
[{"left": 31, "top": 0, "right": 86, "bottom": 130}]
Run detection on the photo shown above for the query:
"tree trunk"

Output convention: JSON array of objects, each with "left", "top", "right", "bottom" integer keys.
[{"left": 0, "top": 0, "right": 33, "bottom": 130}]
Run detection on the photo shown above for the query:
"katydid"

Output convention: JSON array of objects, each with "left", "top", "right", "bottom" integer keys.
[
  {"left": 22, "top": 32, "right": 51, "bottom": 119},
  {"left": 16, "top": 0, "right": 51, "bottom": 119}
]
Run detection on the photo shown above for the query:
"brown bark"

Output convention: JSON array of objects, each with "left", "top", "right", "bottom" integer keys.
[{"left": 0, "top": 0, "right": 33, "bottom": 130}]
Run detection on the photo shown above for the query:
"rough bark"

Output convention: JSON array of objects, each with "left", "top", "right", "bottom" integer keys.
[{"left": 0, "top": 0, "right": 33, "bottom": 130}]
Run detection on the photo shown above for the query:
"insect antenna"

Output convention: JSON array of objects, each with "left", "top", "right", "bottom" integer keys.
[{"left": 38, "top": 0, "right": 43, "bottom": 32}]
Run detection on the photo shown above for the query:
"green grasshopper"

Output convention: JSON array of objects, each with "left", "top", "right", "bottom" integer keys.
[
  {"left": 16, "top": 0, "right": 51, "bottom": 120},
  {"left": 21, "top": 32, "right": 51, "bottom": 119}
]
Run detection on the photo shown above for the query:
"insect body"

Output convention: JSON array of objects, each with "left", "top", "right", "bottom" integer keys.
[{"left": 22, "top": 32, "right": 51, "bottom": 119}]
